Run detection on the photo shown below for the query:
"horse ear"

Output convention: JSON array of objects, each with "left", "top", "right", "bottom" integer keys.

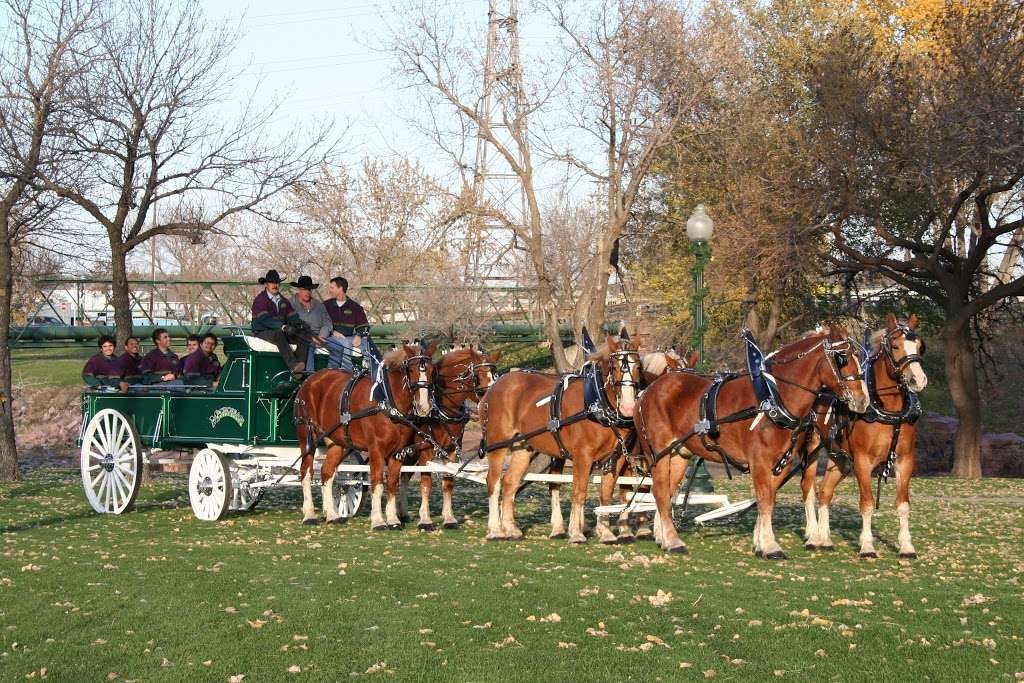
[
  {"left": 686, "top": 351, "right": 699, "bottom": 368},
  {"left": 885, "top": 312, "right": 897, "bottom": 331},
  {"left": 426, "top": 341, "right": 438, "bottom": 357},
  {"left": 827, "top": 323, "right": 845, "bottom": 341},
  {"left": 908, "top": 313, "right": 919, "bottom": 330},
  {"left": 489, "top": 349, "right": 503, "bottom": 363},
  {"left": 606, "top": 334, "right": 619, "bottom": 351}
]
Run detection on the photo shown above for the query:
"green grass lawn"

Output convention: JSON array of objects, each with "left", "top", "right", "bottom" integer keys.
[{"left": 1, "top": 470, "right": 1021, "bottom": 681}]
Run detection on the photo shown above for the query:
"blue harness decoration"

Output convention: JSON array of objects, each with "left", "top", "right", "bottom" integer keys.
[{"left": 743, "top": 330, "right": 801, "bottom": 429}]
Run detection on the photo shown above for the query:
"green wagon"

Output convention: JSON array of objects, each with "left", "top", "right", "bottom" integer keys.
[{"left": 78, "top": 334, "right": 366, "bottom": 520}]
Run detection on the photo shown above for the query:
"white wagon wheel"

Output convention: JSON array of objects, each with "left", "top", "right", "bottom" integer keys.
[
  {"left": 80, "top": 409, "right": 143, "bottom": 514},
  {"left": 332, "top": 452, "right": 367, "bottom": 519},
  {"left": 188, "top": 448, "right": 233, "bottom": 521}
]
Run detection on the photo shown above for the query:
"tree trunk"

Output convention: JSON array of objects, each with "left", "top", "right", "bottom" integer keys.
[
  {"left": 0, "top": 228, "right": 19, "bottom": 481},
  {"left": 945, "top": 321, "right": 983, "bottom": 478},
  {"left": 110, "top": 243, "right": 132, "bottom": 347}
]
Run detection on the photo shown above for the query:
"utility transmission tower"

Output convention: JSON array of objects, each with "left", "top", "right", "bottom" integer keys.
[{"left": 463, "top": 0, "right": 530, "bottom": 286}]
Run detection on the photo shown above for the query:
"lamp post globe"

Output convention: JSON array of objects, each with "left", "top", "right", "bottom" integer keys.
[{"left": 686, "top": 204, "right": 714, "bottom": 243}]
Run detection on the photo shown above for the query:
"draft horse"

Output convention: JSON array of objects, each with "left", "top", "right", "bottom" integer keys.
[
  {"left": 595, "top": 349, "right": 698, "bottom": 543},
  {"left": 479, "top": 334, "right": 641, "bottom": 543},
  {"left": 398, "top": 345, "right": 501, "bottom": 530},
  {"left": 635, "top": 326, "right": 870, "bottom": 558},
  {"left": 294, "top": 343, "right": 437, "bottom": 529},
  {"left": 802, "top": 313, "right": 928, "bottom": 558}
]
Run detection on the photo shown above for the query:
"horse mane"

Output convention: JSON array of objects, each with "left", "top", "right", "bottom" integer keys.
[
  {"left": 437, "top": 346, "right": 477, "bottom": 369},
  {"left": 869, "top": 327, "right": 887, "bottom": 352},
  {"left": 641, "top": 352, "right": 669, "bottom": 376},
  {"left": 587, "top": 345, "right": 611, "bottom": 363},
  {"left": 382, "top": 347, "right": 409, "bottom": 368},
  {"left": 773, "top": 330, "right": 828, "bottom": 361}
]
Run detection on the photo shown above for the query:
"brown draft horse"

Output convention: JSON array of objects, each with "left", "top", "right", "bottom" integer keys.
[
  {"left": 294, "top": 343, "right": 436, "bottom": 529},
  {"left": 594, "top": 349, "right": 698, "bottom": 544},
  {"left": 635, "top": 326, "right": 870, "bottom": 558},
  {"left": 801, "top": 314, "right": 928, "bottom": 558},
  {"left": 397, "top": 346, "right": 501, "bottom": 530},
  {"left": 479, "top": 334, "right": 641, "bottom": 543}
]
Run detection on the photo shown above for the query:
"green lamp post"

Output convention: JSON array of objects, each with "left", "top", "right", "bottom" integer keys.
[{"left": 686, "top": 204, "right": 714, "bottom": 493}]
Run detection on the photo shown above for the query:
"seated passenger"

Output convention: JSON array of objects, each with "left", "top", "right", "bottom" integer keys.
[
  {"left": 82, "top": 335, "right": 121, "bottom": 389},
  {"left": 288, "top": 275, "right": 332, "bottom": 369},
  {"left": 140, "top": 328, "right": 180, "bottom": 385},
  {"left": 324, "top": 276, "right": 370, "bottom": 372},
  {"left": 182, "top": 333, "right": 222, "bottom": 388},
  {"left": 117, "top": 335, "right": 143, "bottom": 391},
  {"left": 177, "top": 334, "right": 201, "bottom": 376},
  {"left": 251, "top": 269, "right": 308, "bottom": 376}
]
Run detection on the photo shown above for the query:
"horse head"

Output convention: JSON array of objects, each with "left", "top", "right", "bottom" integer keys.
[
  {"left": 822, "top": 324, "right": 870, "bottom": 413},
  {"left": 592, "top": 332, "right": 641, "bottom": 418},
  {"left": 389, "top": 342, "right": 436, "bottom": 417},
  {"left": 876, "top": 313, "right": 928, "bottom": 392}
]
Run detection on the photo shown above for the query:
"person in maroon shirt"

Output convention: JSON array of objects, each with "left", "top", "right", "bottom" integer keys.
[
  {"left": 324, "top": 276, "right": 370, "bottom": 372},
  {"left": 117, "top": 336, "right": 143, "bottom": 391},
  {"left": 182, "top": 333, "right": 221, "bottom": 387},
  {"left": 250, "top": 269, "right": 308, "bottom": 376},
  {"left": 139, "top": 328, "right": 180, "bottom": 385},
  {"left": 177, "top": 334, "right": 201, "bottom": 375},
  {"left": 82, "top": 335, "right": 121, "bottom": 388}
]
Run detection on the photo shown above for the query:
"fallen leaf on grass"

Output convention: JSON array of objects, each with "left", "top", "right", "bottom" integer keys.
[
  {"left": 962, "top": 594, "right": 989, "bottom": 607},
  {"left": 540, "top": 613, "right": 561, "bottom": 623},
  {"left": 831, "top": 598, "right": 872, "bottom": 607},
  {"left": 647, "top": 590, "right": 673, "bottom": 608},
  {"left": 247, "top": 619, "right": 267, "bottom": 630},
  {"left": 228, "top": 675, "right": 246, "bottom": 683},
  {"left": 492, "top": 635, "right": 519, "bottom": 649},
  {"left": 557, "top": 642, "right": 576, "bottom": 648},
  {"left": 287, "top": 665, "right": 301, "bottom": 673}
]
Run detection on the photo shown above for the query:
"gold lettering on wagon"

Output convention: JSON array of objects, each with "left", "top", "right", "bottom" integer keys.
[{"left": 210, "top": 407, "right": 245, "bottom": 428}]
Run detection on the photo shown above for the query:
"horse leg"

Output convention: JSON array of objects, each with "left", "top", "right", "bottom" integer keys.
[
  {"left": 299, "top": 446, "right": 319, "bottom": 525},
  {"left": 751, "top": 461, "right": 787, "bottom": 560},
  {"left": 652, "top": 456, "right": 687, "bottom": 553},
  {"left": 368, "top": 452, "right": 387, "bottom": 531},
  {"left": 417, "top": 468, "right": 435, "bottom": 531},
  {"left": 634, "top": 480, "right": 654, "bottom": 541},
  {"left": 320, "top": 445, "right": 345, "bottom": 523},
  {"left": 384, "top": 456, "right": 404, "bottom": 529},
  {"left": 440, "top": 470, "right": 459, "bottom": 529},
  {"left": 811, "top": 460, "right": 842, "bottom": 550},
  {"left": 567, "top": 457, "right": 592, "bottom": 544},
  {"left": 853, "top": 455, "right": 878, "bottom": 558},
  {"left": 595, "top": 466, "right": 619, "bottom": 545},
  {"left": 397, "top": 471, "right": 413, "bottom": 524},
  {"left": 548, "top": 458, "right": 566, "bottom": 539},
  {"left": 801, "top": 461, "right": 819, "bottom": 549},
  {"left": 499, "top": 448, "right": 531, "bottom": 540},
  {"left": 616, "top": 459, "right": 639, "bottom": 542},
  {"left": 894, "top": 449, "right": 917, "bottom": 559},
  {"left": 485, "top": 449, "right": 506, "bottom": 540}
]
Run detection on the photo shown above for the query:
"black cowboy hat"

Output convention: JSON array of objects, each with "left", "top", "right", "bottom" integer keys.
[
  {"left": 258, "top": 269, "right": 283, "bottom": 284},
  {"left": 288, "top": 275, "right": 319, "bottom": 289}
]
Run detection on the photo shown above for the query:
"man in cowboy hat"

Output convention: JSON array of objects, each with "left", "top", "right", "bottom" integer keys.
[
  {"left": 251, "top": 269, "right": 309, "bottom": 375},
  {"left": 288, "top": 275, "right": 332, "bottom": 369}
]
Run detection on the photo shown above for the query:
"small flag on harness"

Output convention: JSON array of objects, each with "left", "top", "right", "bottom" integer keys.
[{"left": 580, "top": 326, "right": 596, "bottom": 354}]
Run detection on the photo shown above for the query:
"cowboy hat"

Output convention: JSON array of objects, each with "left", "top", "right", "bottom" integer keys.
[
  {"left": 288, "top": 275, "right": 319, "bottom": 289},
  {"left": 258, "top": 269, "right": 283, "bottom": 284}
]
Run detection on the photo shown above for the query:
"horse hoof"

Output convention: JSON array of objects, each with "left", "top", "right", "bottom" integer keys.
[
  {"left": 859, "top": 551, "right": 879, "bottom": 559},
  {"left": 549, "top": 532, "right": 567, "bottom": 540},
  {"left": 617, "top": 535, "right": 636, "bottom": 545},
  {"left": 387, "top": 523, "right": 404, "bottom": 531},
  {"left": 371, "top": 524, "right": 388, "bottom": 532},
  {"left": 804, "top": 543, "right": 817, "bottom": 551},
  {"left": 443, "top": 522, "right": 460, "bottom": 530},
  {"left": 486, "top": 533, "right": 505, "bottom": 542},
  {"left": 818, "top": 545, "right": 835, "bottom": 551},
  {"left": 753, "top": 549, "right": 764, "bottom": 558},
  {"left": 600, "top": 537, "right": 619, "bottom": 545},
  {"left": 667, "top": 545, "right": 689, "bottom": 554},
  {"left": 302, "top": 518, "right": 319, "bottom": 526},
  {"left": 569, "top": 536, "right": 587, "bottom": 545},
  {"left": 897, "top": 552, "right": 918, "bottom": 560},
  {"left": 765, "top": 550, "right": 788, "bottom": 561},
  {"left": 398, "top": 514, "right": 411, "bottom": 524},
  {"left": 326, "top": 517, "right": 346, "bottom": 525},
  {"left": 417, "top": 523, "right": 436, "bottom": 532},
  {"left": 635, "top": 531, "right": 653, "bottom": 540}
]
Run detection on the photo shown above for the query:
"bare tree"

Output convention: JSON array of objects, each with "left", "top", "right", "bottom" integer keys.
[
  {"left": 0, "top": 0, "right": 98, "bottom": 481},
  {"left": 35, "top": 0, "right": 338, "bottom": 347}
]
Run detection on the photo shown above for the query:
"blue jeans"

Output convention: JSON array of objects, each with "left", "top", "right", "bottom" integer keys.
[{"left": 325, "top": 335, "right": 360, "bottom": 372}]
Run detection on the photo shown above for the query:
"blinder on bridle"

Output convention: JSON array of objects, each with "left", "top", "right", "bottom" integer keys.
[
  {"left": 821, "top": 336, "right": 864, "bottom": 406},
  {"left": 402, "top": 351, "right": 433, "bottom": 394},
  {"left": 605, "top": 348, "right": 641, "bottom": 400}
]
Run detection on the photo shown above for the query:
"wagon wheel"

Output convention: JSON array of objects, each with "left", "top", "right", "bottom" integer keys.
[
  {"left": 80, "top": 409, "right": 144, "bottom": 514},
  {"left": 332, "top": 452, "right": 367, "bottom": 519},
  {"left": 188, "top": 448, "right": 233, "bottom": 521}
]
